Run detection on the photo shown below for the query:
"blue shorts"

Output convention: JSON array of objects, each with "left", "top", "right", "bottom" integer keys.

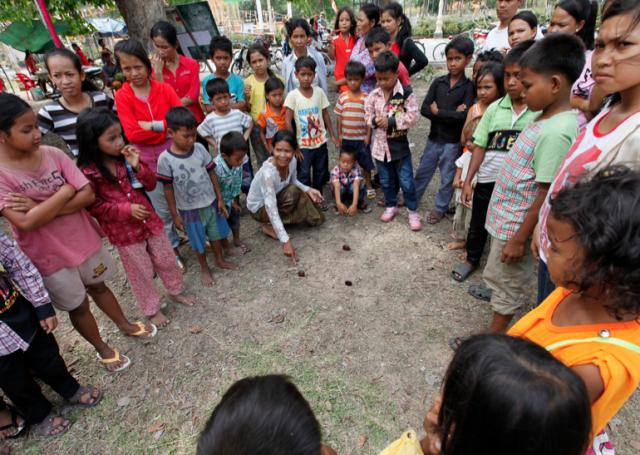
[
  {"left": 180, "top": 203, "right": 231, "bottom": 253},
  {"left": 342, "top": 139, "right": 374, "bottom": 172},
  {"left": 226, "top": 204, "right": 241, "bottom": 232}
]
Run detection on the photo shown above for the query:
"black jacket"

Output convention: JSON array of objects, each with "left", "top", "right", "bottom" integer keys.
[
  {"left": 399, "top": 38, "right": 429, "bottom": 76},
  {"left": 421, "top": 74, "right": 475, "bottom": 144}
]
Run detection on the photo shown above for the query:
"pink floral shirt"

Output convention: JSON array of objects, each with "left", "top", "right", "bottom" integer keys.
[{"left": 364, "top": 81, "right": 418, "bottom": 162}]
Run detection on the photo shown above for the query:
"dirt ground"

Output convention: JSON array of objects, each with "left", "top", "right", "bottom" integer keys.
[{"left": 8, "top": 75, "right": 640, "bottom": 455}]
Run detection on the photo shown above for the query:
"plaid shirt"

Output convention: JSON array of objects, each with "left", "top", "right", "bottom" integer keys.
[
  {"left": 214, "top": 154, "right": 243, "bottom": 205},
  {"left": 330, "top": 165, "right": 362, "bottom": 188},
  {"left": 0, "top": 232, "right": 55, "bottom": 356}
]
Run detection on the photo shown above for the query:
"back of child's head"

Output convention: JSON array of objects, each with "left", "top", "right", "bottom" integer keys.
[
  {"left": 294, "top": 56, "right": 316, "bottom": 73},
  {"left": 519, "top": 33, "right": 585, "bottom": 84},
  {"left": 503, "top": 39, "right": 536, "bottom": 67},
  {"left": 265, "top": 76, "right": 285, "bottom": 95},
  {"left": 286, "top": 17, "right": 313, "bottom": 38},
  {"left": 440, "top": 334, "right": 591, "bottom": 455},
  {"left": 166, "top": 106, "right": 197, "bottom": 131},
  {"left": 511, "top": 10, "right": 539, "bottom": 28},
  {"left": 197, "top": 375, "right": 322, "bottom": 455},
  {"left": 364, "top": 27, "right": 391, "bottom": 48},
  {"left": 220, "top": 131, "right": 249, "bottom": 157},
  {"left": 374, "top": 51, "right": 399, "bottom": 73},
  {"left": 76, "top": 107, "right": 121, "bottom": 183},
  {"left": 444, "top": 35, "right": 474, "bottom": 57},
  {"left": 476, "top": 49, "right": 504, "bottom": 65},
  {"left": 0, "top": 93, "right": 32, "bottom": 134},
  {"left": 206, "top": 78, "right": 230, "bottom": 100},
  {"left": 550, "top": 165, "right": 640, "bottom": 320},
  {"left": 344, "top": 60, "right": 366, "bottom": 80},
  {"left": 208, "top": 35, "right": 233, "bottom": 58},
  {"left": 475, "top": 61, "right": 505, "bottom": 98}
]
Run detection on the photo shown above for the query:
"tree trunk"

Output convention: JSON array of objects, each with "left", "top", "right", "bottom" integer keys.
[{"left": 115, "top": 0, "right": 167, "bottom": 50}]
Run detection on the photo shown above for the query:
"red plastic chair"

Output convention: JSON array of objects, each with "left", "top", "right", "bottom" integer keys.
[{"left": 15, "top": 73, "right": 37, "bottom": 99}]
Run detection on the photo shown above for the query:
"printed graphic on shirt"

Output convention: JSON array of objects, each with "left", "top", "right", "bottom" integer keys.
[
  {"left": 265, "top": 117, "right": 280, "bottom": 139},
  {"left": 297, "top": 107, "right": 325, "bottom": 147},
  {"left": 14, "top": 170, "right": 65, "bottom": 194},
  {"left": 573, "top": 67, "right": 595, "bottom": 99},
  {"left": 485, "top": 130, "right": 520, "bottom": 153}
]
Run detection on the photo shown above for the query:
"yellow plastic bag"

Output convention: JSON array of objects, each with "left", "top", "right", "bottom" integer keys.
[{"left": 378, "top": 429, "right": 424, "bottom": 455}]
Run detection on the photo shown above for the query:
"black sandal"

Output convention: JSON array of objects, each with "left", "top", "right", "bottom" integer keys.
[
  {"left": 468, "top": 284, "right": 492, "bottom": 302},
  {"left": 0, "top": 405, "right": 25, "bottom": 440},
  {"left": 452, "top": 262, "right": 476, "bottom": 282}
]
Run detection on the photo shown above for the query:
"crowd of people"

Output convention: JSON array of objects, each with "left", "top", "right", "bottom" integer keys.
[{"left": 0, "top": 0, "right": 639, "bottom": 453}]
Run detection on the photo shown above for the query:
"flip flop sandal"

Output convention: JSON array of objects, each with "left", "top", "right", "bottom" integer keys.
[
  {"left": 468, "top": 284, "right": 492, "bottom": 302},
  {"left": 126, "top": 322, "right": 157, "bottom": 339},
  {"left": 366, "top": 189, "right": 377, "bottom": 199},
  {"left": 237, "top": 244, "right": 251, "bottom": 254},
  {"left": 318, "top": 200, "right": 329, "bottom": 212},
  {"left": 426, "top": 210, "right": 445, "bottom": 224},
  {"left": 67, "top": 386, "right": 103, "bottom": 408},
  {"left": 360, "top": 205, "right": 372, "bottom": 214},
  {"left": 452, "top": 262, "right": 476, "bottom": 282},
  {"left": 32, "top": 413, "right": 71, "bottom": 438},
  {"left": 96, "top": 349, "right": 131, "bottom": 373},
  {"left": 0, "top": 405, "right": 26, "bottom": 439}
]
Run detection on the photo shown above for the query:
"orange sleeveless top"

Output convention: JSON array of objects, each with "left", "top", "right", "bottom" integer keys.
[{"left": 508, "top": 287, "right": 640, "bottom": 435}]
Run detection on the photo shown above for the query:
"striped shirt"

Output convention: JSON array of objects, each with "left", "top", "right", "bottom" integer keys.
[
  {"left": 197, "top": 109, "right": 252, "bottom": 153},
  {"left": 334, "top": 91, "right": 367, "bottom": 141},
  {"left": 472, "top": 96, "right": 538, "bottom": 183},
  {"left": 37, "top": 91, "right": 114, "bottom": 156}
]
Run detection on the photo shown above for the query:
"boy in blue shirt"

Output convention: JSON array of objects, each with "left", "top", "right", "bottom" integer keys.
[{"left": 201, "top": 36, "right": 246, "bottom": 113}]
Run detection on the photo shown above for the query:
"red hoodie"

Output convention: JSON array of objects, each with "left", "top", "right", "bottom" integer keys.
[{"left": 115, "top": 79, "right": 182, "bottom": 145}]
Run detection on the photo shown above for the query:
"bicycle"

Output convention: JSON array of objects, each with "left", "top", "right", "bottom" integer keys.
[{"left": 231, "top": 45, "right": 251, "bottom": 78}]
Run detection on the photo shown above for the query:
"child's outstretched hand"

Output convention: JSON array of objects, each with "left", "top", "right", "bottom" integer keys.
[
  {"left": 336, "top": 201, "right": 348, "bottom": 215},
  {"left": 122, "top": 145, "right": 141, "bottom": 171},
  {"left": 131, "top": 203, "right": 150, "bottom": 220},
  {"left": 5, "top": 192, "right": 38, "bottom": 212}
]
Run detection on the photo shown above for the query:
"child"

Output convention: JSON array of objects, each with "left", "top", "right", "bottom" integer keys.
[
  {"left": 333, "top": 61, "right": 376, "bottom": 199},
  {"left": 450, "top": 62, "right": 504, "bottom": 251},
  {"left": 364, "top": 51, "right": 420, "bottom": 230},
  {"left": 381, "top": 2, "right": 429, "bottom": 76},
  {"left": 198, "top": 78, "right": 253, "bottom": 153},
  {"left": 364, "top": 27, "right": 411, "bottom": 87},
  {"left": 329, "top": 6, "right": 357, "bottom": 92},
  {"left": 416, "top": 35, "right": 475, "bottom": 224},
  {"left": 509, "top": 166, "right": 640, "bottom": 451},
  {"left": 0, "top": 231, "right": 104, "bottom": 437},
  {"left": 451, "top": 41, "right": 539, "bottom": 282},
  {"left": 37, "top": 48, "right": 112, "bottom": 157},
  {"left": 420, "top": 334, "right": 591, "bottom": 455},
  {"left": 216, "top": 132, "right": 250, "bottom": 253},
  {"left": 158, "top": 107, "right": 235, "bottom": 286},
  {"left": 471, "top": 49, "right": 504, "bottom": 82},
  {"left": 330, "top": 147, "right": 370, "bottom": 216},
  {"left": 534, "top": 0, "right": 640, "bottom": 303},
  {"left": 257, "top": 77, "right": 287, "bottom": 155},
  {"left": 282, "top": 18, "right": 328, "bottom": 94},
  {"left": 197, "top": 375, "right": 337, "bottom": 455},
  {"left": 201, "top": 36, "right": 246, "bottom": 113},
  {"left": 284, "top": 56, "right": 338, "bottom": 198},
  {"left": 77, "top": 107, "right": 195, "bottom": 328},
  {"left": 244, "top": 45, "right": 281, "bottom": 167},
  {"left": 0, "top": 93, "right": 152, "bottom": 373},
  {"left": 475, "top": 34, "right": 585, "bottom": 333},
  {"left": 113, "top": 39, "right": 184, "bottom": 269}
]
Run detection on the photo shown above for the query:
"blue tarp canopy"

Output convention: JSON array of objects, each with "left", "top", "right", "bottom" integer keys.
[{"left": 86, "top": 17, "right": 127, "bottom": 37}]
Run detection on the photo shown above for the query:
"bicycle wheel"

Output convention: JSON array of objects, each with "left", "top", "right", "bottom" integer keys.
[
  {"left": 432, "top": 42, "right": 447, "bottom": 63},
  {"left": 414, "top": 40, "right": 426, "bottom": 55},
  {"left": 272, "top": 48, "right": 283, "bottom": 71}
]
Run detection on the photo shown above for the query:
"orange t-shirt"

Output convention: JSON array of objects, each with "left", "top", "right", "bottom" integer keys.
[
  {"left": 508, "top": 287, "right": 640, "bottom": 435},
  {"left": 257, "top": 104, "right": 287, "bottom": 143}
]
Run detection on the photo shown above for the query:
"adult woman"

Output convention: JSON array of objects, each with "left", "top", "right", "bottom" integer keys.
[
  {"left": 24, "top": 50, "right": 38, "bottom": 75},
  {"left": 350, "top": 3, "right": 380, "bottom": 94},
  {"left": 548, "top": 0, "right": 599, "bottom": 127},
  {"left": 247, "top": 131, "right": 325, "bottom": 260},
  {"left": 381, "top": 2, "right": 428, "bottom": 76},
  {"left": 329, "top": 6, "right": 357, "bottom": 92},
  {"left": 508, "top": 11, "right": 538, "bottom": 48},
  {"left": 150, "top": 21, "right": 204, "bottom": 123}
]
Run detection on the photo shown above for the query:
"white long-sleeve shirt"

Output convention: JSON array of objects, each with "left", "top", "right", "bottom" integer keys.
[{"left": 246, "top": 157, "right": 309, "bottom": 243}]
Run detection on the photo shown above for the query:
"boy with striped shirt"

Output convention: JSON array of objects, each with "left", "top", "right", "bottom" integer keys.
[{"left": 334, "top": 61, "right": 375, "bottom": 198}]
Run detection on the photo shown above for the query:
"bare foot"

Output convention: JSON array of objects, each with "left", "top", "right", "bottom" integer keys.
[
  {"left": 215, "top": 259, "right": 239, "bottom": 270},
  {"left": 149, "top": 311, "right": 171, "bottom": 328},
  {"left": 261, "top": 224, "right": 278, "bottom": 240},
  {"left": 234, "top": 241, "right": 251, "bottom": 253},
  {"left": 224, "top": 246, "right": 242, "bottom": 257},
  {"left": 200, "top": 269, "right": 214, "bottom": 287},
  {"left": 447, "top": 240, "right": 466, "bottom": 250},
  {"left": 170, "top": 293, "right": 196, "bottom": 307}
]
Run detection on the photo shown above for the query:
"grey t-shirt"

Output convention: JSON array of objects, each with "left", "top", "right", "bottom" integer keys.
[{"left": 156, "top": 143, "right": 217, "bottom": 211}]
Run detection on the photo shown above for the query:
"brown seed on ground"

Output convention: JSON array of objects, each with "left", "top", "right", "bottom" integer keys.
[
  {"left": 342, "top": 244, "right": 351, "bottom": 251},
  {"left": 345, "top": 280, "right": 352, "bottom": 286},
  {"left": 298, "top": 270, "right": 306, "bottom": 277}
]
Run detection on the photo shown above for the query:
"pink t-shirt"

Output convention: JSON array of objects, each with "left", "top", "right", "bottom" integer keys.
[{"left": 0, "top": 146, "right": 103, "bottom": 276}]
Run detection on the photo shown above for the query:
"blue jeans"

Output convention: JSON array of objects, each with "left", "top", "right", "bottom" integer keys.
[
  {"left": 375, "top": 155, "right": 418, "bottom": 211},
  {"left": 414, "top": 140, "right": 460, "bottom": 213},
  {"left": 335, "top": 182, "right": 367, "bottom": 208},
  {"left": 537, "top": 259, "right": 556, "bottom": 305},
  {"left": 299, "top": 143, "right": 329, "bottom": 191}
]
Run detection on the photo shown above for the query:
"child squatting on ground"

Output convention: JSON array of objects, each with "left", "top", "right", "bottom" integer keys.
[
  {"left": 158, "top": 107, "right": 237, "bottom": 287},
  {"left": 330, "top": 147, "right": 371, "bottom": 215}
]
